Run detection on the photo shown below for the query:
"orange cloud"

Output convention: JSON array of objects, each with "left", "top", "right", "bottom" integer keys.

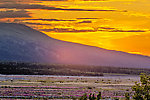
[{"left": 0, "top": 10, "right": 30, "bottom": 18}]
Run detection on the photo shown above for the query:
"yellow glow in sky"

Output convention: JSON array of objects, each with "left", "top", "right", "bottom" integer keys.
[{"left": 1, "top": 0, "right": 150, "bottom": 56}]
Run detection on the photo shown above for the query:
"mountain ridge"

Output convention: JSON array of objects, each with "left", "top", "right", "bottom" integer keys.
[
  {"left": 1, "top": 22, "right": 149, "bottom": 58},
  {"left": 0, "top": 22, "right": 150, "bottom": 68}
]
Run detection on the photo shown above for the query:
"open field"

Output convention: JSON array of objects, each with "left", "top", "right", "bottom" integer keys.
[{"left": 0, "top": 74, "right": 139, "bottom": 99}]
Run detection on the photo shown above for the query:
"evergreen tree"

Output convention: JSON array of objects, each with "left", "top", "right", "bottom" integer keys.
[
  {"left": 79, "top": 93, "right": 87, "bottom": 100},
  {"left": 132, "top": 73, "right": 150, "bottom": 100},
  {"left": 125, "top": 92, "right": 130, "bottom": 100},
  {"left": 89, "top": 93, "right": 92, "bottom": 100},
  {"left": 97, "top": 92, "right": 101, "bottom": 100},
  {"left": 92, "top": 94, "right": 96, "bottom": 100}
]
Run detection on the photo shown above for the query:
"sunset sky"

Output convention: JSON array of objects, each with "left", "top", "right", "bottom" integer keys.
[{"left": 0, "top": 0, "right": 150, "bottom": 56}]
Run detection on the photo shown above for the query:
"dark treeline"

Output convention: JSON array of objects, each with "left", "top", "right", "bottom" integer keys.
[
  {"left": 0, "top": 62, "right": 103, "bottom": 76},
  {"left": 64, "top": 64, "right": 150, "bottom": 75},
  {"left": 0, "top": 62, "right": 150, "bottom": 76}
]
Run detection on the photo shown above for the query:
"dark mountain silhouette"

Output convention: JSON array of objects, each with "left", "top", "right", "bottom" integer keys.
[{"left": 0, "top": 23, "right": 150, "bottom": 68}]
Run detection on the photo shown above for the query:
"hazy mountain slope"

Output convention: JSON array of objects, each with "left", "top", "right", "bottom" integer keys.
[{"left": 0, "top": 23, "right": 150, "bottom": 68}]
